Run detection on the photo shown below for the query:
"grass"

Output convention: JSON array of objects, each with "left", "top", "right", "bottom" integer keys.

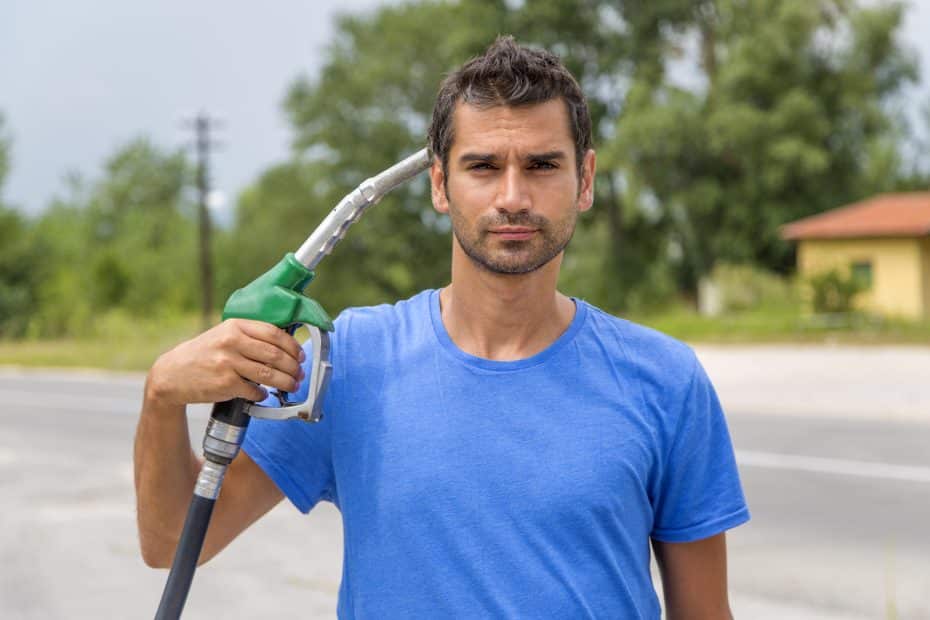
[
  {"left": 1, "top": 306, "right": 929, "bottom": 373},
  {"left": 630, "top": 305, "right": 930, "bottom": 345},
  {"left": 0, "top": 313, "right": 206, "bottom": 372},
  {"left": 0, "top": 337, "right": 176, "bottom": 372}
]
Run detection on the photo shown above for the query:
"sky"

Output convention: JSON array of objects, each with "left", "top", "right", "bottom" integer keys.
[
  {"left": 2, "top": 0, "right": 929, "bottom": 217},
  {"left": 0, "top": 0, "right": 383, "bottom": 216}
]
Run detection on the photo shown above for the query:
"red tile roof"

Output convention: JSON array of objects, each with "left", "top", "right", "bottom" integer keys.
[{"left": 781, "top": 192, "right": 930, "bottom": 240}]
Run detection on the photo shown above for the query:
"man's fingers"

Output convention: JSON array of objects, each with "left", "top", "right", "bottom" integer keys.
[
  {"left": 236, "top": 379, "right": 268, "bottom": 403},
  {"left": 237, "top": 337, "right": 301, "bottom": 379},
  {"left": 235, "top": 320, "right": 304, "bottom": 362},
  {"left": 233, "top": 358, "right": 301, "bottom": 394}
]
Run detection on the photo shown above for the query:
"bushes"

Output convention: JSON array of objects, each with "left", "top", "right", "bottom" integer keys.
[
  {"left": 699, "top": 262, "right": 798, "bottom": 315},
  {"left": 0, "top": 139, "right": 202, "bottom": 339},
  {"left": 807, "top": 268, "right": 868, "bottom": 314}
]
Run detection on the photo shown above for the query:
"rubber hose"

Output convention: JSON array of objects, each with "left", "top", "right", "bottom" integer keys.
[{"left": 154, "top": 494, "right": 216, "bottom": 619}]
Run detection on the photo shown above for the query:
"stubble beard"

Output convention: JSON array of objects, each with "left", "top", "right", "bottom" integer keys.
[{"left": 448, "top": 202, "right": 580, "bottom": 276}]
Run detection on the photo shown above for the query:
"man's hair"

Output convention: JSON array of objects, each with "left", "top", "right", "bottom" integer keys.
[{"left": 427, "top": 35, "right": 593, "bottom": 178}]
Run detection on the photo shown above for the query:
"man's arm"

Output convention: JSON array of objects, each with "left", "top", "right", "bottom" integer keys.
[
  {"left": 134, "top": 319, "right": 302, "bottom": 567},
  {"left": 652, "top": 533, "right": 733, "bottom": 620}
]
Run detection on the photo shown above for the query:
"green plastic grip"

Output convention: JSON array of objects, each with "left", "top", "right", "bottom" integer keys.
[{"left": 221, "top": 253, "right": 334, "bottom": 331}]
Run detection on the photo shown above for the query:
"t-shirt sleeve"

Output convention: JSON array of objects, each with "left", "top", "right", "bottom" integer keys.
[
  {"left": 241, "top": 337, "right": 338, "bottom": 514},
  {"left": 650, "top": 356, "right": 750, "bottom": 542}
]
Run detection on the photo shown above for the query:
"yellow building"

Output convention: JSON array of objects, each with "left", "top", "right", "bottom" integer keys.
[{"left": 781, "top": 192, "right": 930, "bottom": 320}]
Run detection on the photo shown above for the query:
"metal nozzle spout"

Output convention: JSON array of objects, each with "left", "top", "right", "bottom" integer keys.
[{"left": 294, "top": 149, "right": 432, "bottom": 269}]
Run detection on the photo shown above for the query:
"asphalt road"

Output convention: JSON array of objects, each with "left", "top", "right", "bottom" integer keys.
[{"left": 1, "top": 345, "right": 928, "bottom": 619}]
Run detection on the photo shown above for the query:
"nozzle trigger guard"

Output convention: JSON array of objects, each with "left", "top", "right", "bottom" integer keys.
[{"left": 248, "top": 324, "right": 332, "bottom": 423}]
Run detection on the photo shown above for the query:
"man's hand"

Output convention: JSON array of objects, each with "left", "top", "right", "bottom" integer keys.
[
  {"left": 134, "top": 319, "right": 300, "bottom": 568},
  {"left": 146, "top": 318, "right": 305, "bottom": 407}
]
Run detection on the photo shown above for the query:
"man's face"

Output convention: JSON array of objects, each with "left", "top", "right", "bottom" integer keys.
[{"left": 430, "top": 99, "right": 595, "bottom": 275}]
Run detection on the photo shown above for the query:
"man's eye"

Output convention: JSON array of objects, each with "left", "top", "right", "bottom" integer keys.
[
  {"left": 530, "top": 161, "right": 557, "bottom": 170},
  {"left": 469, "top": 163, "right": 495, "bottom": 170}
]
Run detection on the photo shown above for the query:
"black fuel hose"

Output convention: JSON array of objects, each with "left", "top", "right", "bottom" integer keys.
[
  {"left": 153, "top": 398, "right": 252, "bottom": 620},
  {"left": 154, "top": 494, "right": 215, "bottom": 619}
]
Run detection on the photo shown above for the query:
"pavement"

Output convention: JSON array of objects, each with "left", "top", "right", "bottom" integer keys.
[{"left": 696, "top": 344, "right": 930, "bottom": 423}]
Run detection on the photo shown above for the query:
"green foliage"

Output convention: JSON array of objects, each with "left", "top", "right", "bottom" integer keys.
[
  {"left": 3, "top": 138, "right": 198, "bottom": 338},
  {"left": 0, "top": 311, "right": 203, "bottom": 370},
  {"left": 0, "top": 114, "right": 45, "bottom": 338},
  {"left": 0, "top": 206, "right": 44, "bottom": 337},
  {"left": 1, "top": 0, "right": 924, "bottom": 347},
  {"left": 269, "top": 0, "right": 917, "bottom": 314},
  {"left": 707, "top": 262, "right": 797, "bottom": 313},
  {"left": 808, "top": 268, "right": 868, "bottom": 314},
  {"left": 271, "top": 0, "right": 681, "bottom": 313},
  {"left": 631, "top": 303, "right": 807, "bottom": 343},
  {"left": 609, "top": 0, "right": 917, "bottom": 297}
]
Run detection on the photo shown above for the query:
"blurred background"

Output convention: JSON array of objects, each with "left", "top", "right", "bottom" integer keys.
[{"left": 1, "top": 1, "right": 929, "bottom": 618}]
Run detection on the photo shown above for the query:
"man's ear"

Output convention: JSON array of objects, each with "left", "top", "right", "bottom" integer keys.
[
  {"left": 577, "top": 149, "right": 596, "bottom": 213},
  {"left": 430, "top": 157, "right": 449, "bottom": 214}
]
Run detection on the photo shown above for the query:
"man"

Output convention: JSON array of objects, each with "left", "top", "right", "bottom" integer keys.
[{"left": 135, "top": 37, "right": 749, "bottom": 618}]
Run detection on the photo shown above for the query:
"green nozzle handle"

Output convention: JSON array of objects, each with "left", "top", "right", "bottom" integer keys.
[{"left": 221, "top": 253, "right": 333, "bottom": 331}]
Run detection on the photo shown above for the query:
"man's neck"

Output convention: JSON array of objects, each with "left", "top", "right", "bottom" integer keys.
[{"left": 438, "top": 245, "right": 576, "bottom": 361}]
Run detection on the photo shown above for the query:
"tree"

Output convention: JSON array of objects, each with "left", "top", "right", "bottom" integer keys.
[
  {"left": 84, "top": 138, "right": 195, "bottom": 314},
  {"left": 234, "top": 0, "right": 919, "bottom": 314},
  {"left": 243, "top": 0, "right": 682, "bottom": 313},
  {"left": 0, "top": 112, "right": 43, "bottom": 337},
  {"left": 0, "top": 204, "right": 41, "bottom": 337},
  {"left": 23, "top": 138, "right": 197, "bottom": 337},
  {"left": 610, "top": 0, "right": 918, "bottom": 297}
]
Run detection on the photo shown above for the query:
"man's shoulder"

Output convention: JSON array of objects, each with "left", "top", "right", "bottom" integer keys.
[
  {"left": 332, "top": 289, "right": 434, "bottom": 339},
  {"left": 577, "top": 299, "right": 698, "bottom": 386}
]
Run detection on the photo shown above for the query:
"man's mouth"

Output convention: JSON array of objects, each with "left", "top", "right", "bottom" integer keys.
[{"left": 488, "top": 227, "right": 538, "bottom": 240}]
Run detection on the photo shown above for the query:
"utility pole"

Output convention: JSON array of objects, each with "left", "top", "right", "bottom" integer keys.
[{"left": 184, "top": 112, "right": 221, "bottom": 331}]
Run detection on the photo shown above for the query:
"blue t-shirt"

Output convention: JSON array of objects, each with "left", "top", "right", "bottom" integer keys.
[{"left": 243, "top": 289, "right": 749, "bottom": 619}]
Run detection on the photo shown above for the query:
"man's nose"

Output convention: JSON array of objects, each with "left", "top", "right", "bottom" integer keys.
[{"left": 493, "top": 166, "right": 531, "bottom": 213}]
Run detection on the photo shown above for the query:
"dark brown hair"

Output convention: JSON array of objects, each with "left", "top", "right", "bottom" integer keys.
[{"left": 427, "top": 35, "right": 593, "bottom": 177}]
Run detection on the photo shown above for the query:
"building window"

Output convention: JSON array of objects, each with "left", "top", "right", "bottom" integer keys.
[{"left": 851, "top": 260, "right": 873, "bottom": 289}]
